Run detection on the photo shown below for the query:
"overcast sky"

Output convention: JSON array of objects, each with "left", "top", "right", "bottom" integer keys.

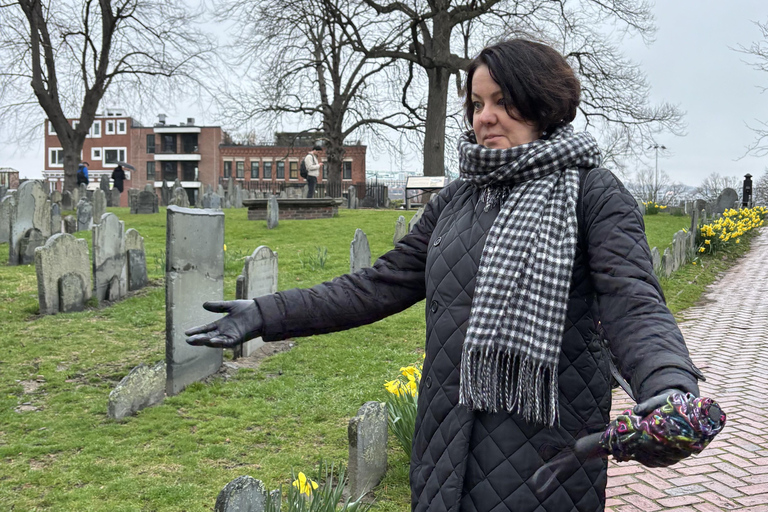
[{"left": 2, "top": 1, "right": 768, "bottom": 188}]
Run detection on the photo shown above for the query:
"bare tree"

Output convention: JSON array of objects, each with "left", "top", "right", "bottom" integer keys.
[
  {"left": 736, "top": 19, "right": 768, "bottom": 157},
  {"left": 0, "top": 0, "right": 215, "bottom": 192},
  {"left": 695, "top": 172, "right": 742, "bottom": 203},
  {"left": 754, "top": 169, "right": 768, "bottom": 205}
]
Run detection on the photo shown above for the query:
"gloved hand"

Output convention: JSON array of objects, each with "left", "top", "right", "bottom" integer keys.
[
  {"left": 185, "top": 300, "right": 264, "bottom": 348},
  {"left": 633, "top": 388, "right": 688, "bottom": 416}
]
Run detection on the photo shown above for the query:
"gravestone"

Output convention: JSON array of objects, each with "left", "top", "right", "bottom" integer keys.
[
  {"left": 217, "top": 184, "right": 225, "bottom": 198},
  {"left": 227, "top": 177, "right": 234, "bottom": 203},
  {"left": 19, "top": 229, "right": 46, "bottom": 265},
  {"left": 34, "top": 233, "right": 92, "bottom": 315},
  {"left": 651, "top": 247, "right": 661, "bottom": 277},
  {"left": 215, "top": 476, "right": 267, "bottom": 512},
  {"left": 144, "top": 184, "right": 154, "bottom": 193},
  {"left": 393, "top": 215, "right": 406, "bottom": 244},
  {"left": 79, "top": 183, "right": 88, "bottom": 201},
  {"left": 61, "top": 190, "right": 73, "bottom": 211},
  {"left": 0, "top": 185, "right": 6, "bottom": 202},
  {"left": 135, "top": 190, "right": 159, "bottom": 214},
  {"left": 672, "top": 230, "right": 687, "bottom": 273},
  {"left": 51, "top": 190, "right": 62, "bottom": 205},
  {"left": 266, "top": 196, "right": 279, "bottom": 229},
  {"left": 161, "top": 180, "right": 170, "bottom": 206},
  {"left": 170, "top": 187, "right": 190, "bottom": 207},
  {"left": 166, "top": 206, "right": 224, "bottom": 396},
  {"left": 234, "top": 186, "right": 243, "bottom": 208},
  {"left": 128, "top": 189, "right": 139, "bottom": 212},
  {"left": 92, "top": 213, "right": 127, "bottom": 304},
  {"left": 348, "top": 401, "right": 388, "bottom": 499},
  {"left": 50, "top": 203, "right": 61, "bottom": 234},
  {"left": 92, "top": 189, "right": 107, "bottom": 223},
  {"left": 71, "top": 186, "right": 80, "bottom": 206},
  {"left": 235, "top": 246, "right": 278, "bottom": 358},
  {"left": 636, "top": 198, "right": 646, "bottom": 216},
  {"left": 205, "top": 184, "right": 213, "bottom": 195},
  {"left": 0, "top": 195, "right": 14, "bottom": 244},
  {"left": 350, "top": 228, "right": 371, "bottom": 273},
  {"left": 202, "top": 192, "right": 223, "bottom": 209},
  {"left": 100, "top": 175, "right": 110, "bottom": 194},
  {"left": 63, "top": 215, "right": 77, "bottom": 234},
  {"left": 173, "top": 178, "right": 181, "bottom": 191},
  {"left": 347, "top": 186, "right": 357, "bottom": 209},
  {"left": 110, "top": 188, "right": 121, "bottom": 208},
  {"left": 409, "top": 206, "right": 425, "bottom": 231},
  {"left": 76, "top": 198, "right": 92, "bottom": 232},
  {"left": 107, "top": 361, "right": 166, "bottom": 420},
  {"left": 715, "top": 188, "right": 738, "bottom": 216},
  {"left": 124, "top": 228, "right": 148, "bottom": 292},
  {"left": 662, "top": 247, "right": 673, "bottom": 278},
  {"left": 9, "top": 181, "right": 51, "bottom": 265},
  {"left": 690, "top": 207, "right": 699, "bottom": 234}
]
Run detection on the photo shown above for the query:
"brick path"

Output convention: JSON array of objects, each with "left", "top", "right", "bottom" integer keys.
[{"left": 605, "top": 229, "right": 768, "bottom": 511}]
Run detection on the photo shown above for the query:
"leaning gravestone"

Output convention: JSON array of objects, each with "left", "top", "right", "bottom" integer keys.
[
  {"left": 50, "top": 203, "right": 61, "bottom": 235},
  {"left": 76, "top": 198, "right": 93, "bottom": 232},
  {"left": 107, "top": 361, "right": 166, "bottom": 420},
  {"left": 92, "top": 189, "right": 107, "bottom": 223},
  {"left": 266, "top": 196, "right": 279, "bottom": 229},
  {"left": 9, "top": 180, "right": 51, "bottom": 266},
  {"left": 92, "top": 213, "right": 127, "bottom": 304},
  {"left": 34, "top": 233, "right": 92, "bottom": 315},
  {"left": 166, "top": 206, "right": 224, "bottom": 396},
  {"left": 215, "top": 476, "right": 267, "bottom": 512},
  {"left": 393, "top": 215, "right": 406, "bottom": 244},
  {"left": 0, "top": 195, "right": 14, "bottom": 244},
  {"left": 235, "top": 246, "right": 278, "bottom": 358},
  {"left": 350, "top": 228, "right": 371, "bottom": 273},
  {"left": 409, "top": 206, "right": 425, "bottom": 231},
  {"left": 715, "top": 188, "right": 738, "bottom": 216},
  {"left": 124, "top": 228, "right": 148, "bottom": 292},
  {"left": 348, "top": 401, "right": 388, "bottom": 499},
  {"left": 61, "top": 190, "right": 73, "bottom": 211}
]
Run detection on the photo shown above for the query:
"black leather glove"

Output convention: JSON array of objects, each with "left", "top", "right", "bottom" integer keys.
[{"left": 184, "top": 300, "right": 264, "bottom": 348}]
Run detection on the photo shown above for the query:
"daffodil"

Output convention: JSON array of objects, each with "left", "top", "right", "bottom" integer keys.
[
  {"left": 292, "top": 472, "right": 318, "bottom": 496},
  {"left": 704, "top": 239, "right": 710, "bottom": 245},
  {"left": 223, "top": 244, "right": 227, "bottom": 251}
]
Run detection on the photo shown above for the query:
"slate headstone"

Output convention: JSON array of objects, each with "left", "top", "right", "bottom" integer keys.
[
  {"left": 51, "top": 190, "right": 62, "bottom": 205},
  {"left": 107, "top": 361, "right": 166, "bottom": 420},
  {"left": 235, "top": 246, "right": 278, "bottom": 358},
  {"left": 34, "top": 233, "right": 92, "bottom": 315},
  {"left": 135, "top": 190, "right": 159, "bottom": 214},
  {"left": 227, "top": 177, "right": 234, "bottom": 203},
  {"left": 71, "top": 186, "right": 80, "bottom": 206},
  {"left": 350, "top": 228, "right": 371, "bottom": 273},
  {"left": 76, "top": 198, "right": 92, "bottom": 232},
  {"left": 348, "top": 401, "right": 388, "bottom": 499},
  {"left": 125, "top": 228, "right": 147, "bottom": 292},
  {"left": 170, "top": 187, "right": 190, "bottom": 207},
  {"left": 61, "top": 190, "right": 73, "bottom": 211},
  {"left": 662, "top": 247, "right": 673, "bottom": 278},
  {"left": 10, "top": 181, "right": 51, "bottom": 265},
  {"left": 50, "top": 203, "right": 61, "bottom": 234},
  {"left": 690, "top": 207, "right": 700, "bottom": 235},
  {"left": 100, "top": 175, "right": 111, "bottom": 194},
  {"left": 394, "top": 215, "right": 406, "bottom": 244},
  {"left": 266, "top": 196, "right": 279, "bottom": 229},
  {"left": 92, "top": 189, "right": 107, "bottom": 222},
  {"left": 19, "top": 229, "right": 46, "bottom": 265},
  {"left": 63, "top": 215, "right": 77, "bottom": 234},
  {"left": 409, "top": 207, "right": 425, "bottom": 231},
  {"left": 92, "top": 213, "right": 127, "bottom": 304},
  {"left": 347, "top": 186, "right": 357, "bottom": 209},
  {"left": 715, "top": 188, "right": 738, "bottom": 216},
  {"left": 110, "top": 188, "right": 121, "bottom": 208},
  {"left": 0, "top": 195, "right": 13, "bottom": 244},
  {"left": 651, "top": 247, "right": 661, "bottom": 277},
  {"left": 165, "top": 206, "right": 224, "bottom": 396},
  {"left": 217, "top": 184, "right": 225, "bottom": 198},
  {"left": 144, "top": 184, "right": 154, "bottom": 193},
  {"left": 214, "top": 476, "right": 267, "bottom": 512},
  {"left": 234, "top": 185, "right": 243, "bottom": 208}
]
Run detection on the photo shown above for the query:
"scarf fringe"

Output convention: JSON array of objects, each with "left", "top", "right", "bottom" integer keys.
[{"left": 459, "top": 343, "right": 559, "bottom": 427}]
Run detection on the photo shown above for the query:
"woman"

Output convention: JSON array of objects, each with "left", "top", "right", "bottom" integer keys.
[{"left": 186, "top": 40, "right": 702, "bottom": 511}]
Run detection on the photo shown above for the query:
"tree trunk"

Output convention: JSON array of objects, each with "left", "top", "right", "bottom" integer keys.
[
  {"left": 423, "top": 67, "right": 451, "bottom": 177},
  {"left": 63, "top": 150, "right": 80, "bottom": 193},
  {"left": 325, "top": 135, "right": 345, "bottom": 198}
]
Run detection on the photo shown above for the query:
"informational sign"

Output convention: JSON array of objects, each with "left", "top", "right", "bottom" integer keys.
[{"left": 405, "top": 176, "right": 449, "bottom": 189}]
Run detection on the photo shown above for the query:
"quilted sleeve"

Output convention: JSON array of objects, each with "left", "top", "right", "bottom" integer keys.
[
  {"left": 254, "top": 182, "right": 461, "bottom": 341},
  {"left": 582, "top": 169, "right": 701, "bottom": 402}
]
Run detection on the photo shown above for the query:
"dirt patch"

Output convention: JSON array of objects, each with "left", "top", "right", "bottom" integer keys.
[
  {"left": 210, "top": 339, "right": 295, "bottom": 381},
  {"left": 19, "top": 380, "right": 42, "bottom": 394}
]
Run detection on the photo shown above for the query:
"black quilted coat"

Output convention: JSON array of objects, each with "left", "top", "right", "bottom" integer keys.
[{"left": 255, "top": 168, "right": 701, "bottom": 512}]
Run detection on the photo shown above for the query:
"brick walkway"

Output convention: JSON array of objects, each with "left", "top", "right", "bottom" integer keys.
[{"left": 605, "top": 229, "right": 768, "bottom": 511}]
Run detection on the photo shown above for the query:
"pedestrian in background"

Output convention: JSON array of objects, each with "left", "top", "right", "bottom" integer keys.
[
  {"left": 111, "top": 164, "right": 126, "bottom": 193},
  {"left": 303, "top": 145, "right": 322, "bottom": 198}
]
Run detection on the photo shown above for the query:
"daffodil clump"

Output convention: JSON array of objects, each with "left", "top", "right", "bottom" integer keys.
[
  {"left": 385, "top": 360, "right": 422, "bottom": 458},
  {"left": 642, "top": 200, "right": 667, "bottom": 215},
  {"left": 696, "top": 206, "right": 767, "bottom": 258},
  {"left": 266, "top": 464, "right": 370, "bottom": 512}
]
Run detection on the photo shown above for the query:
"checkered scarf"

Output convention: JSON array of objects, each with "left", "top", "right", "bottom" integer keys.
[{"left": 458, "top": 124, "right": 602, "bottom": 426}]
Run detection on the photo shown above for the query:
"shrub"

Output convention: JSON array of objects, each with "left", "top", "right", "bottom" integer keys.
[
  {"left": 642, "top": 201, "right": 667, "bottom": 215},
  {"left": 384, "top": 361, "right": 421, "bottom": 458}
]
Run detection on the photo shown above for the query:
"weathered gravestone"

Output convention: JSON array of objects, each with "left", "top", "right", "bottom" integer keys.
[
  {"left": 636, "top": 198, "right": 646, "bottom": 216},
  {"left": 9, "top": 181, "right": 51, "bottom": 265},
  {"left": 124, "top": 228, "right": 148, "bottom": 292},
  {"left": 144, "top": 184, "right": 154, "bottom": 193},
  {"left": 350, "top": 228, "right": 371, "bottom": 273},
  {"left": 215, "top": 476, "right": 267, "bottom": 512},
  {"left": 651, "top": 247, "right": 662, "bottom": 277},
  {"left": 76, "top": 199, "right": 92, "bottom": 232},
  {"left": 34, "top": 233, "right": 92, "bottom": 314},
  {"left": 217, "top": 184, "right": 225, "bottom": 198},
  {"left": 92, "top": 189, "right": 107, "bottom": 223},
  {"left": 92, "top": 213, "right": 127, "bottom": 304},
  {"left": 715, "top": 188, "right": 739, "bottom": 216},
  {"left": 266, "top": 196, "right": 279, "bottom": 229},
  {"left": 662, "top": 247, "right": 673, "bottom": 278},
  {"left": 61, "top": 190, "right": 73, "bottom": 211},
  {"left": 166, "top": 206, "right": 224, "bottom": 396},
  {"left": 0, "top": 194, "right": 14, "bottom": 244},
  {"left": 348, "top": 401, "right": 388, "bottom": 499},
  {"left": 393, "top": 215, "right": 406, "bottom": 244},
  {"left": 170, "top": 187, "right": 190, "bottom": 207},
  {"left": 50, "top": 203, "right": 61, "bottom": 234},
  {"left": 132, "top": 190, "right": 159, "bottom": 214},
  {"left": 227, "top": 177, "right": 234, "bottom": 204},
  {"left": 0, "top": 185, "right": 6, "bottom": 202},
  {"left": 107, "top": 361, "right": 166, "bottom": 420},
  {"left": 408, "top": 206, "right": 425, "bottom": 232},
  {"left": 202, "top": 192, "right": 223, "bottom": 209},
  {"left": 79, "top": 183, "right": 88, "bottom": 202},
  {"left": 50, "top": 190, "right": 62, "bottom": 205},
  {"left": 347, "top": 186, "right": 358, "bottom": 209},
  {"left": 235, "top": 246, "right": 278, "bottom": 358},
  {"left": 110, "top": 188, "right": 121, "bottom": 208},
  {"left": 100, "top": 175, "right": 111, "bottom": 194},
  {"left": 71, "top": 186, "right": 80, "bottom": 206},
  {"left": 161, "top": 180, "right": 171, "bottom": 206},
  {"left": 234, "top": 186, "right": 243, "bottom": 208},
  {"left": 672, "top": 230, "right": 688, "bottom": 273},
  {"left": 63, "top": 215, "right": 77, "bottom": 234}
]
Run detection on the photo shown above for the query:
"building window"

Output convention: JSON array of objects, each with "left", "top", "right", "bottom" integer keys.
[
  {"left": 49, "top": 148, "right": 64, "bottom": 167},
  {"left": 289, "top": 161, "right": 298, "bottom": 180},
  {"left": 224, "top": 161, "right": 232, "bottom": 178},
  {"left": 343, "top": 161, "right": 352, "bottom": 180},
  {"left": 263, "top": 161, "right": 272, "bottom": 179},
  {"left": 91, "top": 147, "right": 102, "bottom": 160},
  {"left": 276, "top": 161, "right": 285, "bottom": 180},
  {"left": 182, "top": 162, "right": 197, "bottom": 181},
  {"left": 147, "top": 162, "right": 156, "bottom": 181},
  {"left": 250, "top": 161, "right": 259, "bottom": 179},
  {"left": 72, "top": 120, "right": 80, "bottom": 130},
  {"left": 162, "top": 134, "right": 176, "bottom": 153},
  {"left": 48, "top": 121, "right": 56, "bottom": 135},
  {"left": 104, "top": 148, "right": 126, "bottom": 165},
  {"left": 181, "top": 134, "right": 198, "bottom": 153},
  {"left": 147, "top": 134, "right": 156, "bottom": 154},
  {"left": 106, "top": 120, "right": 115, "bottom": 135},
  {"left": 90, "top": 121, "right": 101, "bottom": 138},
  {"left": 236, "top": 161, "right": 244, "bottom": 179},
  {"left": 162, "top": 161, "right": 177, "bottom": 181},
  {"left": 117, "top": 119, "right": 127, "bottom": 134}
]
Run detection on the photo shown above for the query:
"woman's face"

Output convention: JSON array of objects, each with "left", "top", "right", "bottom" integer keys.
[{"left": 471, "top": 65, "right": 540, "bottom": 149}]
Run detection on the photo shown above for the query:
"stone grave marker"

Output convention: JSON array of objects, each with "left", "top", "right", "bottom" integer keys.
[
  {"left": 409, "top": 206, "right": 425, "bottom": 231},
  {"left": 651, "top": 247, "right": 661, "bottom": 277},
  {"left": 79, "top": 183, "right": 88, "bottom": 201},
  {"left": 19, "top": 229, "right": 46, "bottom": 265},
  {"left": 348, "top": 401, "right": 388, "bottom": 499},
  {"left": 125, "top": 228, "right": 148, "bottom": 291},
  {"left": 0, "top": 195, "right": 13, "bottom": 244},
  {"left": 636, "top": 198, "right": 646, "bottom": 215},
  {"left": 715, "top": 188, "right": 738, "bottom": 216},
  {"left": 347, "top": 186, "right": 357, "bottom": 209},
  {"left": 92, "top": 212, "right": 127, "bottom": 304},
  {"left": 166, "top": 206, "right": 224, "bottom": 396},
  {"left": 227, "top": 177, "right": 234, "bottom": 203},
  {"left": 61, "top": 190, "right": 73, "bottom": 211},
  {"left": 235, "top": 246, "right": 278, "bottom": 358},
  {"left": 170, "top": 187, "right": 190, "bottom": 207},
  {"left": 266, "top": 196, "right": 279, "bottom": 229},
  {"left": 50, "top": 202, "right": 61, "bottom": 234},
  {"left": 234, "top": 185, "right": 243, "bottom": 208},
  {"left": 350, "top": 228, "right": 371, "bottom": 273},
  {"left": 107, "top": 361, "right": 166, "bottom": 420},
  {"left": 215, "top": 476, "right": 267, "bottom": 512},
  {"left": 51, "top": 190, "right": 62, "bottom": 205},
  {"left": 394, "top": 215, "right": 406, "bottom": 244},
  {"left": 161, "top": 180, "right": 171, "bottom": 206},
  {"left": 662, "top": 247, "right": 673, "bottom": 278},
  {"left": 71, "top": 186, "right": 80, "bottom": 206},
  {"left": 76, "top": 198, "right": 92, "bottom": 232},
  {"left": 63, "top": 215, "right": 77, "bottom": 234},
  {"left": 134, "top": 190, "right": 159, "bottom": 214},
  {"left": 217, "top": 184, "right": 225, "bottom": 198},
  {"left": 110, "top": 188, "right": 121, "bottom": 208},
  {"left": 92, "top": 189, "right": 107, "bottom": 222},
  {"left": 673, "top": 230, "right": 687, "bottom": 272},
  {"left": 0, "top": 185, "right": 6, "bottom": 202},
  {"left": 100, "top": 175, "right": 111, "bottom": 194},
  {"left": 34, "top": 233, "right": 92, "bottom": 314},
  {"left": 10, "top": 180, "right": 51, "bottom": 265},
  {"left": 144, "top": 184, "right": 154, "bottom": 193}
]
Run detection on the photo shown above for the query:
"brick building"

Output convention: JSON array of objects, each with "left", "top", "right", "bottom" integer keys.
[
  {"left": 0, "top": 167, "right": 20, "bottom": 189},
  {"left": 43, "top": 113, "right": 367, "bottom": 206}
]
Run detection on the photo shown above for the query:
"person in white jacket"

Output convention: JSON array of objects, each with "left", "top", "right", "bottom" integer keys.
[{"left": 303, "top": 145, "right": 322, "bottom": 198}]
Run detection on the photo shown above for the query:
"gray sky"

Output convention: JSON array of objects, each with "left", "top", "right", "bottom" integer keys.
[{"left": 2, "top": 1, "right": 768, "bottom": 188}]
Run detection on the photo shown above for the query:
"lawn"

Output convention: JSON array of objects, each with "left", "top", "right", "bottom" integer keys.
[{"left": 0, "top": 208, "right": 752, "bottom": 511}]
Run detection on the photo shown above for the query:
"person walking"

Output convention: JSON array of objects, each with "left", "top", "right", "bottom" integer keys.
[
  {"left": 303, "top": 145, "right": 322, "bottom": 198},
  {"left": 76, "top": 161, "right": 89, "bottom": 186},
  {"left": 185, "top": 39, "right": 704, "bottom": 511},
  {"left": 111, "top": 165, "right": 126, "bottom": 193}
]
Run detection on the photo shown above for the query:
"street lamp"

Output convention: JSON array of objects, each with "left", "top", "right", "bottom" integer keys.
[{"left": 648, "top": 143, "right": 667, "bottom": 203}]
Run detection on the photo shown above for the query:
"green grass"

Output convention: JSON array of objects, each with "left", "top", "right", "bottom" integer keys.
[
  {"left": 642, "top": 213, "right": 691, "bottom": 253},
  {"left": 0, "top": 208, "right": 756, "bottom": 511}
]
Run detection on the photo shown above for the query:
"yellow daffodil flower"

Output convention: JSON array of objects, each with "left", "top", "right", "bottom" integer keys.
[{"left": 292, "top": 472, "right": 318, "bottom": 496}]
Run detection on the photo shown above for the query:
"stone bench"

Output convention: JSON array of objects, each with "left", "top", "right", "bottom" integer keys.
[{"left": 243, "top": 198, "right": 343, "bottom": 220}]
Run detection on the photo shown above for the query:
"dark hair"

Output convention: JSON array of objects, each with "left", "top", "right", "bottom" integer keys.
[
  {"left": 312, "top": 145, "right": 323, "bottom": 152},
  {"left": 464, "top": 39, "right": 580, "bottom": 133}
]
